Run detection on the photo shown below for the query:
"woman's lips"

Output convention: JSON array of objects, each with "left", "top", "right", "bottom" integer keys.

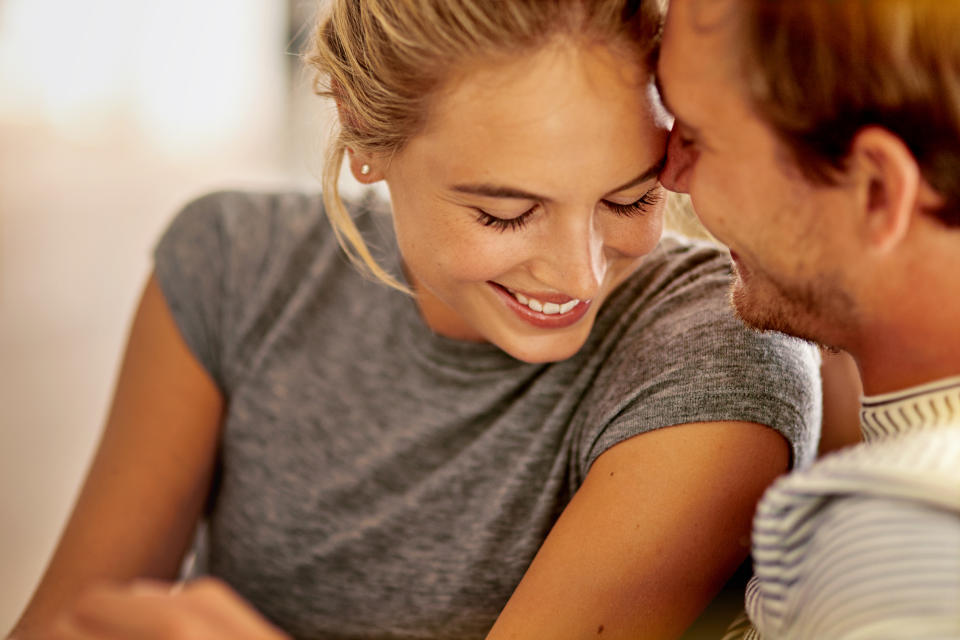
[{"left": 488, "top": 282, "right": 591, "bottom": 329}]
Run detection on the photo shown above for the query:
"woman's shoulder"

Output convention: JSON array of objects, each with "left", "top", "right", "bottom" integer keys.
[
  {"left": 595, "top": 232, "right": 749, "bottom": 348},
  {"left": 165, "top": 188, "right": 384, "bottom": 240},
  {"left": 152, "top": 188, "right": 394, "bottom": 390},
  {"left": 575, "top": 231, "right": 822, "bottom": 469},
  {"left": 606, "top": 234, "right": 817, "bottom": 378},
  {"left": 595, "top": 232, "right": 734, "bottom": 328},
  {"left": 633, "top": 231, "right": 733, "bottom": 293},
  {"left": 157, "top": 187, "right": 391, "bottom": 272}
]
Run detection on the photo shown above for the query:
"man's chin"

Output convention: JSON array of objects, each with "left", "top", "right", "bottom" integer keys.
[
  {"left": 730, "top": 283, "right": 831, "bottom": 349},
  {"left": 730, "top": 285, "right": 775, "bottom": 332},
  {"left": 731, "top": 281, "right": 802, "bottom": 335}
]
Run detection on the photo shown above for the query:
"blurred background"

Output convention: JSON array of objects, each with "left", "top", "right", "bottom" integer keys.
[{"left": 0, "top": 0, "right": 333, "bottom": 629}]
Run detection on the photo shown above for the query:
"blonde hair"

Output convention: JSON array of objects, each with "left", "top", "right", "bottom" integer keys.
[
  {"left": 304, "top": 0, "right": 665, "bottom": 291},
  {"left": 740, "top": 0, "right": 960, "bottom": 226}
]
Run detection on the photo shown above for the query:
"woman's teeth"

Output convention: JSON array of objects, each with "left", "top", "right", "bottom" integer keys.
[{"left": 512, "top": 291, "right": 579, "bottom": 315}]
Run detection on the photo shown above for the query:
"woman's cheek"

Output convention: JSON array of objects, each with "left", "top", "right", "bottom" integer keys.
[
  {"left": 399, "top": 224, "right": 510, "bottom": 286},
  {"left": 605, "top": 209, "right": 665, "bottom": 258},
  {"left": 445, "top": 234, "right": 525, "bottom": 283}
]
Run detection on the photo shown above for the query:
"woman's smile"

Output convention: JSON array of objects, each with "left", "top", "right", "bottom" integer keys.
[
  {"left": 383, "top": 40, "right": 668, "bottom": 362},
  {"left": 488, "top": 282, "right": 592, "bottom": 329}
]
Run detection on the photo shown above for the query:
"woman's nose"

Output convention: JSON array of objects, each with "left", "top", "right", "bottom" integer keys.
[
  {"left": 659, "top": 126, "right": 695, "bottom": 194},
  {"left": 535, "top": 214, "right": 605, "bottom": 302}
]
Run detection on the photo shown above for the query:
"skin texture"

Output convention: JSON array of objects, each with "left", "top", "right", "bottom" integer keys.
[
  {"left": 657, "top": 1, "right": 861, "bottom": 350},
  {"left": 42, "top": 579, "right": 286, "bottom": 640},
  {"left": 355, "top": 40, "right": 670, "bottom": 363},
  {"left": 657, "top": 0, "right": 960, "bottom": 396},
  {"left": 12, "top": 36, "right": 791, "bottom": 640}
]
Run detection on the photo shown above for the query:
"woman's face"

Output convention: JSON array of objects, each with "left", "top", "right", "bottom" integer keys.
[{"left": 380, "top": 40, "right": 670, "bottom": 363}]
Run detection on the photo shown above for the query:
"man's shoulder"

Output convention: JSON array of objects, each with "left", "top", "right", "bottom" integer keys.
[{"left": 761, "top": 426, "right": 960, "bottom": 517}]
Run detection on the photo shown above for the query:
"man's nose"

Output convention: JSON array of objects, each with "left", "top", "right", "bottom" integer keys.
[{"left": 659, "top": 126, "right": 694, "bottom": 194}]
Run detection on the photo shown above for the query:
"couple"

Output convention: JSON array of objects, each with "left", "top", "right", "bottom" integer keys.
[{"left": 10, "top": 0, "right": 959, "bottom": 639}]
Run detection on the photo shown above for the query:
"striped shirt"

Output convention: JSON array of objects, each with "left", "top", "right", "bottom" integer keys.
[{"left": 735, "top": 377, "right": 960, "bottom": 639}]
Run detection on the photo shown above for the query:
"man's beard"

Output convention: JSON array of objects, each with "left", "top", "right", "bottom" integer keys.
[{"left": 729, "top": 268, "right": 855, "bottom": 350}]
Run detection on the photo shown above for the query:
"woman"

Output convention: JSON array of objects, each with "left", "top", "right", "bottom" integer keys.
[{"left": 9, "top": 1, "right": 820, "bottom": 638}]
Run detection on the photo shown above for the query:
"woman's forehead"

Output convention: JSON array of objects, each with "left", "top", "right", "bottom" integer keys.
[{"left": 406, "top": 42, "right": 663, "bottom": 176}]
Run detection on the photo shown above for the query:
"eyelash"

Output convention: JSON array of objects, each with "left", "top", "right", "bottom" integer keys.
[{"left": 474, "top": 187, "right": 663, "bottom": 232}]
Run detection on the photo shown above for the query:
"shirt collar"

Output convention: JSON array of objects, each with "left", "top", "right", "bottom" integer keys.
[{"left": 859, "top": 376, "right": 960, "bottom": 443}]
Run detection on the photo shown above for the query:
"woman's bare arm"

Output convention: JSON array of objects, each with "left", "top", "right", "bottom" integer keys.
[
  {"left": 9, "top": 274, "right": 224, "bottom": 639},
  {"left": 16, "top": 420, "right": 788, "bottom": 640},
  {"left": 486, "top": 420, "right": 789, "bottom": 640}
]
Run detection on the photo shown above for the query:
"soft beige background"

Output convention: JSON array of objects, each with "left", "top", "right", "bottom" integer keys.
[{"left": 0, "top": 0, "right": 322, "bottom": 631}]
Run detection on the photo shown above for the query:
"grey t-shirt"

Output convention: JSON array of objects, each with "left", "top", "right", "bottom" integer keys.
[{"left": 154, "top": 190, "right": 821, "bottom": 640}]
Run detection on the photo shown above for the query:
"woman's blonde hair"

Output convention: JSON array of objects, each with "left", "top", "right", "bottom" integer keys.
[{"left": 304, "top": 0, "right": 665, "bottom": 291}]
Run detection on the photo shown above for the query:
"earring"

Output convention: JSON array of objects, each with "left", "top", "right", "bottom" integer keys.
[{"left": 360, "top": 164, "right": 371, "bottom": 176}]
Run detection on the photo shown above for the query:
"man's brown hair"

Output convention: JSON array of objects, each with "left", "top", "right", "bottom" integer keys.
[{"left": 740, "top": 0, "right": 960, "bottom": 226}]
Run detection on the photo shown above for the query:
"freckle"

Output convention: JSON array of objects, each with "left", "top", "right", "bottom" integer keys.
[
  {"left": 609, "top": 472, "right": 614, "bottom": 477},
  {"left": 598, "top": 624, "right": 605, "bottom": 634}
]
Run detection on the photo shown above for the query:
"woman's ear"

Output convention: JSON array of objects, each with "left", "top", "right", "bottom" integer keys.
[
  {"left": 848, "top": 127, "right": 920, "bottom": 253},
  {"left": 346, "top": 149, "right": 385, "bottom": 183},
  {"left": 332, "top": 79, "right": 385, "bottom": 184}
]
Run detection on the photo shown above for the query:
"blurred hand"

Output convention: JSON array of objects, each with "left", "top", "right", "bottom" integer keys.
[{"left": 45, "top": 577, "right": 290, "bottom": 640}]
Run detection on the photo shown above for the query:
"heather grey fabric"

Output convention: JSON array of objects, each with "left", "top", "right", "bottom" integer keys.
[{"left": 154, "top": 190, "right": 821, "bottom": 640}]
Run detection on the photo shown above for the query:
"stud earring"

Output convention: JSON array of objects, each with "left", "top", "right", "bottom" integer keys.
[{"left": 360, "top": 164, "right": 371, "bottom": 176}]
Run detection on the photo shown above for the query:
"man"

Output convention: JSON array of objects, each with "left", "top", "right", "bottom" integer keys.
[{"left": 657, "top": 1, "right": 960, "bottom": 638}]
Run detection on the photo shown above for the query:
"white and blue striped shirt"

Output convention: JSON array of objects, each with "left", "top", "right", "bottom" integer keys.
[{"left": 736, "top": 377, "right": 960, "bottom": 639}]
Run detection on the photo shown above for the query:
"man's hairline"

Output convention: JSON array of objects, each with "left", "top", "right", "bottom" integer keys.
[{"left": 658, "top": 4, "right": 832, "bottom": 186}]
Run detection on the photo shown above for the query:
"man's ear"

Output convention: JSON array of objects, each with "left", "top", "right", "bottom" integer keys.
[{"left": 848, "top": 127, "right": 920, "bottom": 253}]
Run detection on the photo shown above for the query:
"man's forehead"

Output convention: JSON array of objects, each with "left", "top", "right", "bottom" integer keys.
[
  {"left": 666, "top": 0, "right": 740, "bottom": 36},
  {"left": 659, "top": 0, "right": 741, "bottom": 107},
  {"left": 663, "top": 1, "right": 739, "bottom": 63}
]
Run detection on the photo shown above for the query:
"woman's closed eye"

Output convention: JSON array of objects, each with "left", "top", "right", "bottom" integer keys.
[
  {"left": 474, "top": 186, "right": 663, "bottom": 232},
  {"left": 474, "top": 205, "right": 538, "bottom": 232},
  {"left": 604, "top": 186, "right": 663, "bottom": 217}
]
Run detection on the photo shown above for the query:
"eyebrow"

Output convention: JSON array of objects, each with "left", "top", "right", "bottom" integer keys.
[{"left": 449, "top": 154, "right": 666, "bottom": 203}]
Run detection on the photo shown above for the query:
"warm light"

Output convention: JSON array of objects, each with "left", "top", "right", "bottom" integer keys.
[{"left": 0, "top": 0, "right": 287, "bottom": 154}]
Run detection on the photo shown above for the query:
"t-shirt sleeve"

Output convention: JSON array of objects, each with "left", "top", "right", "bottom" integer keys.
[
  {"left": 153, "top": 190, "right": 327, "bottom": 391},
  {"left": 153, "top": 191, "right": 234, "bottom": 389},
  {"left": 576, "top": 240, "right": 822, "bottom": 477}
]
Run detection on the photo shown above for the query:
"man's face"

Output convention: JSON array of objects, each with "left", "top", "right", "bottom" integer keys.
[{"left": 657, "top": 0, "right": 859, "bottom": 346}]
